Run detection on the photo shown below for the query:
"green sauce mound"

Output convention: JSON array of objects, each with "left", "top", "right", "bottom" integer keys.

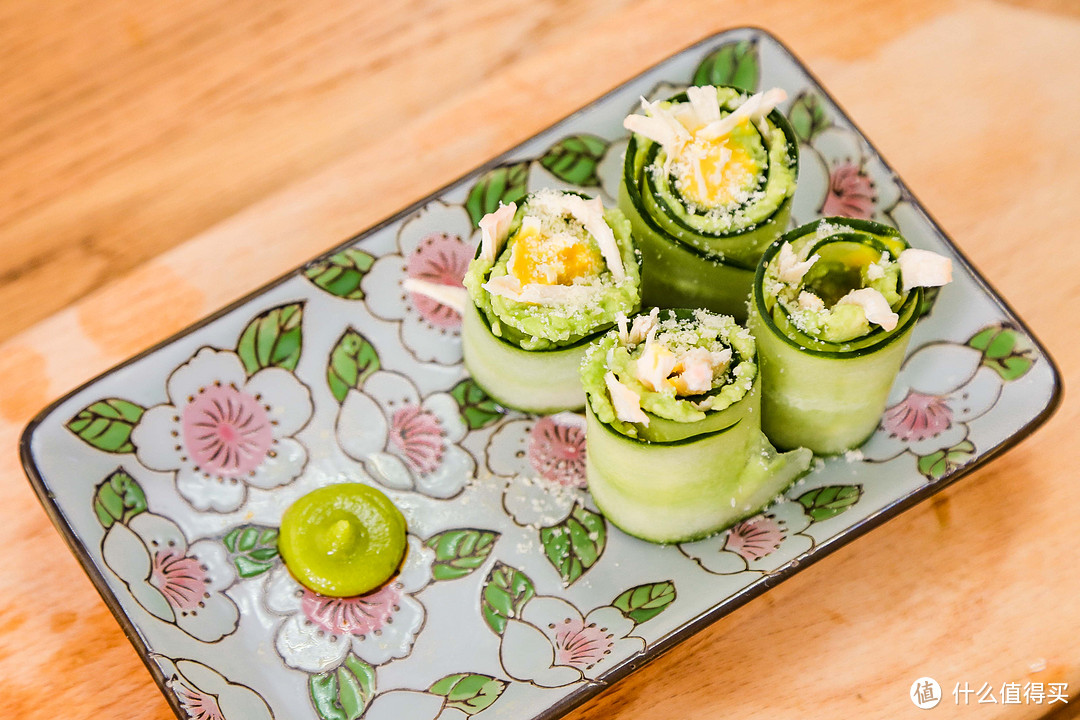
[{"left": 279, "top": 483, "right": 407, "bottom": 597}]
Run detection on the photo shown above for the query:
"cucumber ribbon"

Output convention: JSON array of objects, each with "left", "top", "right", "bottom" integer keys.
[
  {"left": 618, "top": 86, "right": 799, "bottom": 320},
  {"left": 750, "top": 217, "right": 951, "bottom": 455},
  {"left": 581, "top": 308, "right": 811, "bottom": 544},
  {"left": 460, "top": 190, "right": 641, "bottom": 413}
]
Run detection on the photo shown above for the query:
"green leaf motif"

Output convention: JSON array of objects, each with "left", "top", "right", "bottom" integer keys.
[
  {"left": 236, "top": 302, "right": 304, "bottom": 375},
  {"left": 327, "top": 328, "right": 380, "bottom": 404},
  {"left": 426, "top": 528, "right": 500, "bottom": 582},
  {"left": 612, "top": 581, "right": 676, "bottom": 625},
  {"left": 967, "top": 324, "right": 1037, "bottom": 382},
  {"left": 539, "top": 504, "right": 606, "bottom": 586},
  {"left": 465, "top": 162, "right": 530, "bottom": 227},
  {"left": 796, "top": 485, "right": 863, "bottom": 522},
  {"left": 92, "top": 468, "right": 147, "bottom": 528},
  {"left": 222, "top": 525, "right": 280, "bottom": 578},
  {"left": 429, "top": 673, "right": 507, "bottom": 715},
  {"left": 691, "top": 39, "right": 759, "bottom": 92},
  {"left": 309, "top": 654, "right": 376, "bottom": 720},
  {"left": 481, "top": 562, "right": 535, "bottom": 635},
  {"left": 787, "top": 90, "right": 831, "bottom": 143},
  {"left": 304, "top": 248, "right": 375, "bottom": 300},
  {"left": 450, "top": 378, "right": 504, "bottom": 430},
  {"left": 917, "top": 440, "right": 976, "bottom": 480},
  {"left": 539, "top": 134, "right": 609, "bottom": 187},
  {"left": 67, "top": 398, "right": 145, "bottom": 454}
]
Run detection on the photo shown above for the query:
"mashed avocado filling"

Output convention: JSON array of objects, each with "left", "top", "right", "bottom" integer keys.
[
  {"left": 581, "top": 308, "right": 756, "bottom": 441},
  {"left": 463, "top": 189, "right": 641, "bottom": 351},
  {"left": 761, "top": 220, "right": 911, "bottom": 348}
]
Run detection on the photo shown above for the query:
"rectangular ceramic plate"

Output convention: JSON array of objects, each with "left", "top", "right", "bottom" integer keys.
[{"left": 22, "top": 28, "right": 1061, "bottom": 720}]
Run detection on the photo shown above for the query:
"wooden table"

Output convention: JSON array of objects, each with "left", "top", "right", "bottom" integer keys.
[{"left": 2, "top": 1, "right": 1078, "bottom": 717}]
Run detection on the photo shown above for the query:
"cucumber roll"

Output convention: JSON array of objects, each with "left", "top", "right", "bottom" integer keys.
[
  {"left": 750, "top": 217, "right": 953, "bottom": 455},
  {"left": 619, "top": 85, "right": 798, "bottom": 319},
  {"left": 461, "top": 189, "right": 641, "bottom": 413},
  {"left": 581, "top": 308, "right": 811, "bottom": 543}
]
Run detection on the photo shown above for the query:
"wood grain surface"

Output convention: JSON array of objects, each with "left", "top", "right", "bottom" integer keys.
[{"left": 2, "top": 0, "right": 1079, "bottom": 718}]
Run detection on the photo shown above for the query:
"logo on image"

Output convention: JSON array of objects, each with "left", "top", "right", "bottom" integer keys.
[{"left": 911, "top": 677, "right": 942, "bottom": 709}]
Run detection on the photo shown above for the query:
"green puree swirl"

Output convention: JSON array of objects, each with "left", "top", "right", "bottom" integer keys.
[{"left": 279, "top": 483, "right": 407, "bottom": 597}]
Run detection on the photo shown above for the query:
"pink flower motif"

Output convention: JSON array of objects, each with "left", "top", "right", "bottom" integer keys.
[
  {"left": 181, "top": 384, "right": 274, "bottom": 478},
  {"left": 863, "top": 343, "right": 1003, "bottom": 463},
  {"left": 790, "top": 125, "right": 901, "bottom": 228},
  {"left": 171, "top": 680, "right": 224, "bottom": 720},
  {"left": 405, "top": 232, "right": 473, "bottom": 329},
  {"left": 151, "top": 551, "right": 211, "bottom": 614},
  {"left": 499, "top": 595, "right": 645, "bottom": 687},
  {"left": 554, "top": 616, "right": 617, "bottom": 672},
  {"left": 301, "top": 583, "right": 403, "bottom": 638},
  {"left": 156, "top": 657, "right": 273, "bottom": 720},
  {"left": 680, "top": 500, "right": 813, "bottom": 575},
  {"left": 488, "top": 413, "right": 590, "bottom": 527},
  {"left": 723, "top": 515, "right": 786, "bottom": 561},
  {"left": 528, "top": 416, "right": 587, "bottom": 488},
  {"left": 132, "top": 348, "right": 313, "bottom": 513},
  {"left": 102, "top": 512, "right": 238, "bottom": 642},
  {"left": 337, "top": 370, "right": 474, "bottom": 499},
  {"left": 882, "top": 391, "right": 954, "bottom": 443},
  {"left": 362, "top": 201, "right": 476, "bottom": 364},
  {"left": 266, "top": 537, "right": 434, "bottom": 672},
  {"left": 821, "top": 161, "right": 875, "bottom": 219},
  {"left": 389, "top": 405, "right": 445, "bottom": 475}
]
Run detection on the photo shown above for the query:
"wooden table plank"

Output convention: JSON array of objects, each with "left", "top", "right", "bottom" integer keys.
[{"left": 1, "top": 1, "right": 1078, "bottom": 718}]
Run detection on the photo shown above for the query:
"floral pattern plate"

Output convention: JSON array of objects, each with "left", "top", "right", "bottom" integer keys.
[{"left": 20, "top": 28, "right": 1061, "bottom": 720}]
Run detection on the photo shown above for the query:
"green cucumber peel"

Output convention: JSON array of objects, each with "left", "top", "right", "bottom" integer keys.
[{"left": 462, "top": 302, "right": 588, "bottom": 414}]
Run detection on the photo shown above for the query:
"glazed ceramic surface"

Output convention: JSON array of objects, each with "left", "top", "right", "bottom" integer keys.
[{"left": 22, "top": 28, "right": 1060, "bottom": 720}]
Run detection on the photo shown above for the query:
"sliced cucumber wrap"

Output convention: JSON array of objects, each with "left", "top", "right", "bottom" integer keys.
[
  {"left": 462, "top": 302, "right": 589, "bottom": 413},
  {"left": 751, "top": 217, "right": 923, "bottom": 455},
  {"left": 618, "top": 86, "right": 798, "bottom": 320},
  {"left": 461, "top": 190, "right": 641, "bottom": 413},
  {"left": 581, "top": 308, "right": 811, "bottom": 544}
]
